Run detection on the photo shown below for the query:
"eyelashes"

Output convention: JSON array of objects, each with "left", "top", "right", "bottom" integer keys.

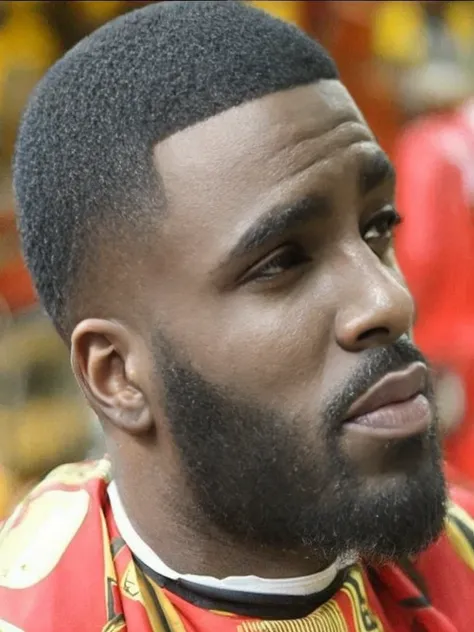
[
  {"left": 241, "top": 207, "right": 402, "bottom": 285},
  {"left": 362, "top": 207, "right": 402, "bottom": 242},
  {"left": 245, "top": 244, "right": 311, "bottom": 282}
]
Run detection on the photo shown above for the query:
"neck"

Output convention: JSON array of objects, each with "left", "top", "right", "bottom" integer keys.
[{"left": 114, "top": 474, "right": 334, "bottom": 580}]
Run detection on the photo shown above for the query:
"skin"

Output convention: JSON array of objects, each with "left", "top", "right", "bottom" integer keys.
[{"left": 71, "top": 80, "right": 444, "bottom": 579}]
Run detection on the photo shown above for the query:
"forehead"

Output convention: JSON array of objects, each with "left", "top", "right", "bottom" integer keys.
[{"left": 154, "top": 80, "right": 377, "bottom": 260}]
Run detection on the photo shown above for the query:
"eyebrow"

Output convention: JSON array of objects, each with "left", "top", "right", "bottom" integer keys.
[
  {"left": 358, "top": 151, "right": 396, "bottom": 196},
  {"left": 224, "top": 195, "right": 331, "bottom": 264}
]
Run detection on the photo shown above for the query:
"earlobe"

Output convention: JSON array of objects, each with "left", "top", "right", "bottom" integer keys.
[{"left": 71, "top": 319, "right": 153, "bottom": 435}]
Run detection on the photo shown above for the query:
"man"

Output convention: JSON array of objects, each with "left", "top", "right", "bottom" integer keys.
[{"left": 2, "top": 2, "right": 474, "bottom": 630}]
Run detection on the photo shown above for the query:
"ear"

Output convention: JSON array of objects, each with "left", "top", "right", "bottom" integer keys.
[{"left": 71, "top": 319, "right": 153, "bottom": 435}]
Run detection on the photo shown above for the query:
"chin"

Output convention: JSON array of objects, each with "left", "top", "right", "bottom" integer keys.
[
  {"left": 355, "top": 461, "right": 447, "bottom": 562},
  {"left": 341, "top": 425, "right": 440, "bottom": 479},
  {"left": 296, "top": 435, "right": 447, "bottom": 565}
]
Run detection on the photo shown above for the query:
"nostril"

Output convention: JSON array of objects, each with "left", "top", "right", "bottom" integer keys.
[{"left": 357, "top": 327, "right": 390, "bottom": 342}]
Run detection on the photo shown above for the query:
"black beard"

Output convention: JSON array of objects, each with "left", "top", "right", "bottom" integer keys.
[{"left": 157, "top": 335, "right": 447, "bottom": 564}]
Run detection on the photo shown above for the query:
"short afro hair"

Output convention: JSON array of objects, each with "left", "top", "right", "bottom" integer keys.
[{"left": 14, "top": 0, "right": 338, "bottom": 338}]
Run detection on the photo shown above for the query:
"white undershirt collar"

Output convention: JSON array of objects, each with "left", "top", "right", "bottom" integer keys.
[{"left": 108, "top": 481, "right": 347, "bottom": 597}]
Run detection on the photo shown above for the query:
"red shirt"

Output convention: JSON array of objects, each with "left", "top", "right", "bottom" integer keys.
[{"left": 1, "top": 458, "right": 474, "bottom": 631}]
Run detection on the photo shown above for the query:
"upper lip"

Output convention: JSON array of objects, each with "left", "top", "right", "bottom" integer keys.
[{"left": 344, "top": 362, "right": 428, "bottom": 421}]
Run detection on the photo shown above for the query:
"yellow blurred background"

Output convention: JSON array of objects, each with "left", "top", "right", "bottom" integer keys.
[{"left": 2, "top": 1, "right": 474, "bottom": 518}]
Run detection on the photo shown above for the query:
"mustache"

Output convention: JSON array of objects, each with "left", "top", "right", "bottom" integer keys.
[{"left": 324, "top": 337, "right": 432, "bottom": 426}]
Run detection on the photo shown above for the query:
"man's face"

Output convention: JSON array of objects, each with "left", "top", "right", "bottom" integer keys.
[{"left": 140, "top": 80, "right": 445, "bottom": 561}]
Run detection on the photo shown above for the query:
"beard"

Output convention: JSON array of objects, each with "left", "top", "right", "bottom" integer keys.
[{"left": 157, "top": 334, "right": 447, "bottom": 565}]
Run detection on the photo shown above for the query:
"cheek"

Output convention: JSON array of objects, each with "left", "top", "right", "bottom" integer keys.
[{"left": 169, "top": 290, "right": 334, "bottom": 402}]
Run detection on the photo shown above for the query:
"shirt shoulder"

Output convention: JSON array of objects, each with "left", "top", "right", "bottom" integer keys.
[
  {"left": 416, "top": 486, "right": 474, "bottom": 575},
  {"left": 0, "top": 457, "right": 112, "bottom": 557},
  {"left": 443, "top": 487, "right": 474, "bottom": 571},
  {"left": 0, "top": 459, "right": 112, "bottom": 631},
  {"left": 0, "top": 457, "right": 112, "bottom": 534},
  {"left": 408, "top": 488, "right": 474, "bottom": 628}
]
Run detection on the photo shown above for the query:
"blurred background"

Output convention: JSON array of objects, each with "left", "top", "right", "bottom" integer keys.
[{"left": 1, "top": 0, "right": 474, "bottom": 518}]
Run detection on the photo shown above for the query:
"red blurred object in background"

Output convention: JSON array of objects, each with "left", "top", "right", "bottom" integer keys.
[
  {"left": 315, "top": 1, "right": 402, "bottom": 157},
  {"left": 395, "top": 103, "right": 474, "bottom": 482},
  {"left": 0, "top": 213, "right": 36, "bottom": 313}
]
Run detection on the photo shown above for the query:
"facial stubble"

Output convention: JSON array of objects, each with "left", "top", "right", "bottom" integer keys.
[{"left": 157, "top": 334, "right": 447, "bottom": 566}]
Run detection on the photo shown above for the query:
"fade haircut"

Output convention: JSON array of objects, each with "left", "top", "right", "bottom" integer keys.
[{"left": 14, "top": 0, "right": 338, "bottom": 339}]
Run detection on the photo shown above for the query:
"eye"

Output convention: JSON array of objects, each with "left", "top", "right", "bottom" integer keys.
[
  {"left": 363, "top": 207, "right": 402, "bottom": 254},
  {"left": 242, "top": 244, "right": 311, "bottom": 284}
]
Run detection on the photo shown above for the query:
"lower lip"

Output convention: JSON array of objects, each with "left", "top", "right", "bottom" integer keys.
[{"left": 343, "top": 393, "right": 432, "bottom": 439}]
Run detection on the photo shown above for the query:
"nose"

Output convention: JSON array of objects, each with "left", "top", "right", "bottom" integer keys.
[{"left": 335, "top": 259, "right": 414, "bottom": 352}]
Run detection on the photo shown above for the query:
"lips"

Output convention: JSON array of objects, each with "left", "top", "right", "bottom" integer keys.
[{"left": 344, "top": 362, "right": 428, "bottom": 423}]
